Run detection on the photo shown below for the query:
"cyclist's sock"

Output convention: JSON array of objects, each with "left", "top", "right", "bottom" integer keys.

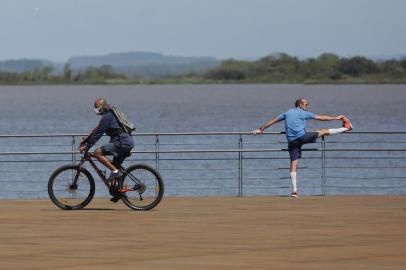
[
  {"left": 328, "top": 127, "right": 348, "bottom": 135},
  {"left": 290, "top": 172, "right": 297, "bottom": 192},
  {"left": 112, "top": 169, "right": 119, "bottom": 173}
]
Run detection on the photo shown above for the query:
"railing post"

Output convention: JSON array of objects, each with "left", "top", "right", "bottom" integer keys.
[
  {"left": 72, "top": 135, "right": 76, "bottom": 164},
  {"left": 155, "top": 135, "right": 160, "bottom": 171},
  {"left": 321, "top": 136, "right": 326, "bottom": 195},
  {"left": 238, "top": 134, "right": 243, "bottom": 197}
]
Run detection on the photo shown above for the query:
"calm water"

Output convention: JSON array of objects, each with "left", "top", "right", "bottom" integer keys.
[
  {"left": 1, "top": 84, "right": 406, "bottom": 134},
  {"left": 0, "top": 84, "right": 405, "bottom": 198}
]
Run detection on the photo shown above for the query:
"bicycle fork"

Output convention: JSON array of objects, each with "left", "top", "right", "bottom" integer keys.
[{"left": 71, "top": 159, "right": 86, "bottom": 189}]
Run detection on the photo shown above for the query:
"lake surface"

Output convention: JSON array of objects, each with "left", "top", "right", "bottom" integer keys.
[
  {"left": 0, "top": 84, "right": 405, "bottom": 198},
  {"left": 1, "top": 84, "right": 406, "bottom": 134}
]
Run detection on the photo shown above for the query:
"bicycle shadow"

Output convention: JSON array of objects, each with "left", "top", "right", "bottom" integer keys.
[
  {"left": 83, "top": 208, "right": 159, "bottom": 212},
  {"left": 42, "top": 208, "right": 118, "bottom": 212},
  {"left": 79, "top": 208, "right": 120, "bottom": 211},
  {"left": 43, "top": 207, "right": 160, "bottom": 212}
]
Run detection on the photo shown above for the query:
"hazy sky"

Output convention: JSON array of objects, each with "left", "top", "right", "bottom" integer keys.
[{"left": 0, "top": 0, "right": 405, "bottom": 61}]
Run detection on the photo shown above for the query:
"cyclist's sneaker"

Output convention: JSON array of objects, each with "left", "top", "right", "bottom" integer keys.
[
  {"left": 108, "top": 184, "right": 118, "bottom": 197},
  {"left": 107, "top": 171, "right": 123, "bottom": 182},
  {"left": 110, "top": 194, "right": 121, "bottom": 203},
  {"left": 341, "top": 116, "right": 353, "bottom": 131},
  {"left": 291, "top": 191, "right": 299, "bottom": 197}
]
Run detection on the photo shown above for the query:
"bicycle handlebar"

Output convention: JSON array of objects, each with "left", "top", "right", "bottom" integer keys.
[{"left": 77, "top": 147, "right": 93, "bottom": 159}]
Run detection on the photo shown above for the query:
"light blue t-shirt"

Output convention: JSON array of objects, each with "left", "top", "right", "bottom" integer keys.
[{"left": 277, "top": 108, "right": 316, "bottom": 142}]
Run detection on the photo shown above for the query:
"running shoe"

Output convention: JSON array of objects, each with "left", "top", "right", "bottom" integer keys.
[
  {"left": 110, "top": 194, "right": 122, "bottom": 203},
  {"left": 107, "top": 171, "right": 123, "bottom": 182},
  {"left": 342, "top": 116, "right": 353, "bottom": 131},
  {"left": 291, "top": 191, "right": 299, "bottom": 197}
]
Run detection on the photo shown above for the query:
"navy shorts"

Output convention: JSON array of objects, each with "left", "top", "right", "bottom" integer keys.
[
  {"left": 288, "top": 132, "right": 318, "bottom": 161},
  {"left": 100, "top": 143, "right": 133, "bottom": 167}
]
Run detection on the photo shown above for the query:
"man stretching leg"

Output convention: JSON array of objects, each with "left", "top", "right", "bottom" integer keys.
[{"left": 253, "top": 98, "right": 352, "bottom": 197}]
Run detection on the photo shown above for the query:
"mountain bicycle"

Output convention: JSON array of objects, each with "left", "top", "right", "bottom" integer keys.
[{"left": 48, "top": 150, "right": 164, "bottom": 210}]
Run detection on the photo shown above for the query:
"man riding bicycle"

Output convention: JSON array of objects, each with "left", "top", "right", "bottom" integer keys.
[{"left": 79, "top": 98, "right": 134, "bottom": 185}]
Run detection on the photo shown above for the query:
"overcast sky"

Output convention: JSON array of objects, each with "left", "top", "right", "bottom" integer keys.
[{"left": 0, "top": 0, "right": 405, "bottom": 61}]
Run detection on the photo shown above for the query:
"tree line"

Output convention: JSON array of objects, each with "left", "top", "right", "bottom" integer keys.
[
  {"left": 0, "top": 64, "right": 125, "bottom": 84},
  {"left": 1, "top": 53, "right": 406, "bottom": 84},
  {"left": 202, "top": 53, "right": 406, "bottom": 83}
]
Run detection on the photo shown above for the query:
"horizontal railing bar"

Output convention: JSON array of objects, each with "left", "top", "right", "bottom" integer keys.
[
  {"left": 0, "top": 170, "right": 51, "bottom": 172},
  {"left": 167, "top": 177, "right": 235, "bottom": 181},
  {"left": 325, "top": 157, "right": 406, "bottom": 160},
  {"left": 0, "top": 134, "right": 85, "bottom": 138},
  {"left": 322, "top": 149, "right": 406, "bottom": 151},
  {"left": 245, "top": 167, "right": 312, "bottom": 170},
  {"left": 327, "top": 141, "right": 406, "bottom": 144},
  {"left": 159, "top": 168, "right": 234, "bottom": 171},
  {"left": 0, "top": 148, "right": 406, "bottom": 156},
  {"left": 0, "top": 159, "right": 242, "bottom": 163},
  {"left": 0, "top": 191, "right": 47, "bottom": 193},
  {"left": 89, "top": 141, "right": 406, "bottom": 147},
  {"left": 0, "top": 132, "right": 280, "bottom": 138},
  {"left": 325, "top": 166, "right": 406, "bottom": 169},
  {"left": 1, "top": 131, "right": 406, "bottom": 138},
  {"left": 1, "top": 157, "right": 404, "bottom": 163},
  {"left": 326, "top": 185, "right": 406, "bottom": 188},
  {"left": 0, "top": 180, "right": 48, "bottom": 183},
  {"left": 326, "top": 176, "right": 405, "bottom": 180},
  {"left": 156, "top": 142, "right": 254, "bottom": 145},
  {"left": 243, "top": 185, "right": 320, "bottom": 188},
  {"left": 242, "top": 157, "right": 319, "bottom": 160},
  {"left": 247, "top": 177, "right": 321, "bottom": 180},
  {"left": 3, "top": 144, "right": 74, "bottom": 147},
  {"left": 165, "top": 186, "right": 238, "bottom": 190},
  {"left": 241, "top": 142, "right": 287, "bottom": 145},
  {"left": 0, "top": 160, "right": 74, "bottom": 163}
]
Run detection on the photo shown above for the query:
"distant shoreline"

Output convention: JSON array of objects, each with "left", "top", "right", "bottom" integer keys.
[
  {"left": 1, "top": 80, "right": 406, "bottom": 86},
  {"left": 1, "top": 52, "right": 405, "bottom": 85}
]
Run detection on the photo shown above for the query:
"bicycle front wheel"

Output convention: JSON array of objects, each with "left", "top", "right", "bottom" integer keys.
[
  {"left": 120, "top": 164, "right": 164, "bottom": 211},
  {"left": 48, "top": 165, "right": 95, "bottom": 210}
]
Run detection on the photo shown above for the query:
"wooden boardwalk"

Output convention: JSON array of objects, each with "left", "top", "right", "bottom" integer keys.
[{"left": 0, "top": 196, "right": 405, "bottom": 270}]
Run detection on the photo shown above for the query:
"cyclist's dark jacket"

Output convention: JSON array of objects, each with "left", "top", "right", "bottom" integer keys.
[{"left": 83, "top": 106, "right": 134, "bottom": 150}]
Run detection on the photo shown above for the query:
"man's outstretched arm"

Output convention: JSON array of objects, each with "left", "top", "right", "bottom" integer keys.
[
  {"left": 253, "top": 117, "right": 281, "bottom": 135},
  {"left": 315, "top": 114, "right": 344, "bottom": 121}
]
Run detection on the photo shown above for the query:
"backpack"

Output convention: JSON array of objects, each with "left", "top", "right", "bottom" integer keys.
[{"left": 110, "top": 105, "right": 136, "bottom": 134}]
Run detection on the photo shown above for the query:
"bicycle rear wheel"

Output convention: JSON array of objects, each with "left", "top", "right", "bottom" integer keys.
[
  {"left": 120, "top": 164, "right": 164, "bottom": 211},
  {"left": 48, "top": 165, "right": 95, "bottom": 210}
]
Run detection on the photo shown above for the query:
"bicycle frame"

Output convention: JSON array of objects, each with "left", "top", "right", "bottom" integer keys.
[
  {"left": 74, "top": 151, "right": 144, "bottom": 194},
  {"left": 79, "top": 152, "right": 111, "bottom": 188}
]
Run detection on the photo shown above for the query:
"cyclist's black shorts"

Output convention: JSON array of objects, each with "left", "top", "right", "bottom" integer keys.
[{"left": 101, "top": 143, "right": 132, "bottom": 167}]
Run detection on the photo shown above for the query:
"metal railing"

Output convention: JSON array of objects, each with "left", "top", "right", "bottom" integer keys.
[{"left": 0, "top": 131, "right": 405, "bottom": 198}]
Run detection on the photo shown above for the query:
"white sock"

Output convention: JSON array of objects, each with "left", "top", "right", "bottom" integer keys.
[
  {"left": 290, "top": 172, "right": 297, "bottom": 192},
  {"left": 112, "top": 170, "right": 119, "bottom": 173},
  {"left": 328, "top": 127, "right": 348, "bottom": 135}
]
